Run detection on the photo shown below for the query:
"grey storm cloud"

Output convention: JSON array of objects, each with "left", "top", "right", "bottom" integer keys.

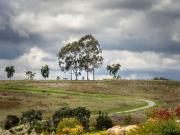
[
  {"left": 95, "top": 0, "right": 159, "bottom": 10},
  {"left": 0, "top": 0, "right": 180, "bottom": 63}
]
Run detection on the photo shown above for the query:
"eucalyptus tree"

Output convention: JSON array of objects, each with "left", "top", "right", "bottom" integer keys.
[
  {"left": 91, "top": 55, "right": 103, "bottom": 80},
  {"left": 26, "top": 71, "right": 32, "bottom": 80},
  {"left": 58, "top": 41, "right": 82, "bottom": 80},
  {"left": 5, "top": 66, "right": 15, "bottom": 79},
  {"left": 26, "top": 71, "right": 36, "bottom": 80},
  {"left": 41, "top": 65, "right": 50, "bottom": 80},
  {"left": 30, "top": 73, "right": 36, "bottom": 80},
  {"left": 106, "top": 64, "right": 121, "bottom": 79},
  {"left": 79, "top": 35, "right": 103, "bottom": 80}
]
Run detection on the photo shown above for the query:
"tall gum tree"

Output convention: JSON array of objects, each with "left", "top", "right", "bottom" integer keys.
[
  {"left": 58, "top": 41, "right": 82, "bottom": 80},
  {"left": 79, "top": 35, "right": 103, "bottom": 80}
]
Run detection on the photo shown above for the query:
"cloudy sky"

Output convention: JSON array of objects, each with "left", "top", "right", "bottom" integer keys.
[{"left": 0, "top": 0, "right": 180, "bottom": 80}]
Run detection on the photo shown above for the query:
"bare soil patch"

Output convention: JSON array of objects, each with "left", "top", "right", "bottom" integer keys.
[{"left": 0, "top": 100, "right": 21, "bottom": 109}]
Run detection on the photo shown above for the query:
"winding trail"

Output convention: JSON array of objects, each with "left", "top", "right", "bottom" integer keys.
[
  {"left": 0, "top": 87, "right": 156, "bottom": 116},
  {"left": 92, "top": 99, "right": 156, "bottom": 117}
]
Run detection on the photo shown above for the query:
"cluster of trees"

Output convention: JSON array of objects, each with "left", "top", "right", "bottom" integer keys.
[
  {"left": 4, "top": 35, "right": 122, "bottom": 80},
  {"left": 58, "top": 35, "right": 103, "bottom": 80}
]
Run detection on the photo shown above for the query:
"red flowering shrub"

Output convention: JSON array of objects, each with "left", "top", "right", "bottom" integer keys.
[
  {"left": 175, "top": 106, "right": 180, "bottom": 117},
  {"left": 152, "top": 108, "right": 173, "bottom": 120}
]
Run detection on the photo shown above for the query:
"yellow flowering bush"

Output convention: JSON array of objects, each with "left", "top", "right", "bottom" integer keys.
[
  {"left": 56, "top": 118, "right": 83, "bottom": 135},
  {"left": 59, "top": 125, "right": 83, "bottom": 135},
  {"left": 83, "top": 130, "right": 108, "bottom": 135}
]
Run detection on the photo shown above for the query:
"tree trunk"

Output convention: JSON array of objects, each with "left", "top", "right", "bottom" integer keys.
[
  {"left": 75, "top": 74, "right": 77, "bottom": 80},
  {"left": 93, "top": 69, "right": 95, "bottom": 80},
  {"left": 87, "top": 71, "right": 89, "bottom": 80},
  {"left": 75, "top": 69, "right": 78, "bottom": 80},
  {"left": 71, "top": 69, "right": 72, "bottom": 80}
]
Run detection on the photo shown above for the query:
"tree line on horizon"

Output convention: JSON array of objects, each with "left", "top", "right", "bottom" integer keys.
[{"left": 4, "top": 35, "right": 121, "bottom": 80}]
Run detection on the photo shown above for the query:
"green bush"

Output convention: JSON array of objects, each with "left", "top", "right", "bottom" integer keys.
[
  {"left": 4, "top": 115, "right": 19, "bottom": 130},
  {"left": 46, "top": 120, "right": 56, "bottom": 132},
  {"left": 56, "top": 118, "right": 83, "bottom": 135},
  {"left": 52, "top": 107, "right": 71, "bottom": 127},
  {"left": 34, "top": 121, "right": 46, "bottom": 133},
  {"left": 20, "top": 109, "right": 42, "bottom": 128},
  {"left": 57, "top": 118, "right": 81, "bottom": 131},
  {"left": 95, "top": 112, "right": 113, "bottom": 131},
  {"left": 124, "top": 114, "right": 132, "bottom": 125},
  {"left": 72, "top": 107, "right": 90, "bottom": 131},
  {"left": 127, "top": 119, "right": 180, "bottom": 135},
  {"left": 52, "top": 107, "right": 90, "bottom": 130}
]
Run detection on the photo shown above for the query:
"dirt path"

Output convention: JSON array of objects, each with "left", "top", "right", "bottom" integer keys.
[
  {"left": 110, "top": 99, "right": 156, "bottom": 115},
  {"left": 92, "top": 99, "right": 156, "bottom": 117}
]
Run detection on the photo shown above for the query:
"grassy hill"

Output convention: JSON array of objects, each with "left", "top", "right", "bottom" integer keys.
[{"left": 0, "top": 80, "right": 179, "bottom": 126}]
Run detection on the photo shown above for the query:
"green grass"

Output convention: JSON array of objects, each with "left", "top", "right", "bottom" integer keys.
[
  {"left": 0, "top": 80, "right": 151, "bottom": 123},
  {"left": 0, "top": 79, "right": 179, "bottom": 126}
]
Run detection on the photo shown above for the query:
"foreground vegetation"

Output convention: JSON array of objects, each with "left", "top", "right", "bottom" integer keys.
[{"left": 1, "top": 106, "right": 180, "bottom": 135}]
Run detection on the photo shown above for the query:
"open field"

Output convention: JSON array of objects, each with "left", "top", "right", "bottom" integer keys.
[{"left": 0, "top": 80, "right": 180, "bottom": 126}]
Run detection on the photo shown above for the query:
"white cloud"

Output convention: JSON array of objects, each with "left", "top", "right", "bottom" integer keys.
[
  {"left": 103, "top": 50, "right": 180, "bottom": 72},
  {"left": 0, "top": 47, "right": 59, "bottom": 80},
  {"left": 11, "top": 13, "right": 88, "bottom": 37}
]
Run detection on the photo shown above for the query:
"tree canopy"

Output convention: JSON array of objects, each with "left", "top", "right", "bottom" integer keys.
[
  {"left": 79, "top": 35, "right": 103, "bottom": 80},
  {"left": 58, "top": 41, "right": 81, "bottom": 80},
  {"left": 26, "top": 71, "right": 36, "bottom": 80},
  {"left": 41, "top": 65, "right": 50, "bottom": 80},
  {"left": 58, "top": 35, "right": 103, "bottom": 80},
  {"left": 106, "top": 64, "right": 121, "bottom": 79},
  {"left": 5, "top": 66, "right": 15, "bottom": 79}
]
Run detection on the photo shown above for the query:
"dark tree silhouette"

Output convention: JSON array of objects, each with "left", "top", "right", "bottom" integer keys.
[
  {"left": 26, "top": 71, "right": 36, "bottom": 80},
  {"left": 106, "top": 64, "right": 121, "bottom": 79},
  {"left": 5, "top": 66, "right": 15, "bottom": 79},
  {"left": 41, "top": 65, "right": 50, "bottom": 80}
]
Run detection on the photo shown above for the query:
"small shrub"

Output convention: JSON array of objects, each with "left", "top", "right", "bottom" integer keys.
[
  {"left": 57, "top": 118, "right": 81, "bottom": 129},
  {"left": 127, "top": 119, "right": 180, "bottom": 135},
  {"left": 72, "top": 107, "right": 90, "bottom": 131},
  {"left": 34, "top": 121, "right": 46, "bottom": 133},
  {"left": 52, "top": 107, "right": 72, "bottom": 127},
  {"left": 124, "top": 114, "right": 132, "bottom": 125},
  {"left": 151, "top": 108, "right": 173, "bottom": 120},
  {"left": 46, "top": 120, "right": 56, "bottom": 132},
  {"left": 52, "top": 107, "right": 90, "bottom": 130},
  {"left": 56, "top": 118, "right": 83, "bottom": 135},
  {"left": 111, "top": 114, "right": 125, "bottom": 125},
  {"left": 95, "top": 112, "right": 113, "bottom": 131},
  {"left": 4, "top": 115, "right": 19, "bottom": 130},
  {"left": 175, "top": 106, "right": 180, "bottom": 117},
  {"left": 20, "top": 109, "right": 42, "bottom": 128}
]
